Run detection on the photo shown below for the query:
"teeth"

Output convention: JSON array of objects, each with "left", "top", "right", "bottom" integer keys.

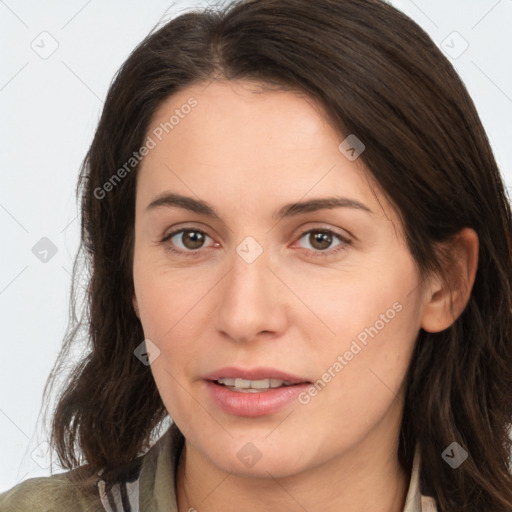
[
  {"left": 270, "top": 378, "right": 287, "bottom": 388},
  {"left": 216, "top": 377, "right": 295, "bottom": 390}
]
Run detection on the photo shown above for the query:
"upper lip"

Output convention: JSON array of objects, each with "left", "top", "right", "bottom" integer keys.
[{"left": 204, "top": 366, "right": 311, "bottom": 384}]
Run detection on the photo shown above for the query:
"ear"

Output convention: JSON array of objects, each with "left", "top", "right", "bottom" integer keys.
[
  {"left": 420, "top": 228, "right": 479, "bottom": 333},
  {"left": 133, "top": 294, "right": 140, "bottom": 319}
]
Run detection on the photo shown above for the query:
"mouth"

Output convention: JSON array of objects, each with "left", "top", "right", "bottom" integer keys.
[
  {"left": 204, "top": 366, "right": 312, "bottom": 394},
  {"left": 203, "top": 368, "right": 313, "bottom": 416},
  {"left": 210, "top": 377, "right": 304, "bottom": 393}
]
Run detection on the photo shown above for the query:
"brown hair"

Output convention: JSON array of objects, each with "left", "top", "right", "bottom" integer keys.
[{"left": 41, "top": 0, "right": 512, "bottom": 509}]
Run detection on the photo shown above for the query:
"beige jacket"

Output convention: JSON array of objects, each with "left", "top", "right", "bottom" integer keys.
[{"left": 0, "top": 424, "right": 438, "bottom": 511}]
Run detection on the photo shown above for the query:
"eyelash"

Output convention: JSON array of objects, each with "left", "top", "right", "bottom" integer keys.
[{"left": 159, "top": 227, "right": 352, "bottom": 259}]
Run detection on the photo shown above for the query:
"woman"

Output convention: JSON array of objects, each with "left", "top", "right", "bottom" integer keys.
[{"left": 2, "top": 0, "right": 511, "bottom": 510}]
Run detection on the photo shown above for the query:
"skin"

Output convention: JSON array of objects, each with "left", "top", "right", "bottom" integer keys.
[{"left": 132, "top": 79, "right": 478, "bottom": 512}]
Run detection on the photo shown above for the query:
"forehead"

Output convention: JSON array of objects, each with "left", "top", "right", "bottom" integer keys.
[
  {"left": 148, "top": 79, "right": 336, "bottom": 153},
  {"left": 136, "top": 79, "right": 393, "bottom": 223}
]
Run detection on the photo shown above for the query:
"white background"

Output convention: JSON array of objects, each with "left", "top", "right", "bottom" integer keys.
[{"left": 1, "top": 0, "right": 511, "bottom": 492}]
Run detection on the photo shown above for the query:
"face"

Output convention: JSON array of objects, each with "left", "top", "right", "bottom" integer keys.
[{"left": 132, "top": 79, "right": 430, "bottom": 478}]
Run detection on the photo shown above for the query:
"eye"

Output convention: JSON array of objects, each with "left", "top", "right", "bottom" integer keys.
[
  {"left": 161, "top": 228, "right": 217, "bottom": 254},
  {"left": 160, "top": 227, "right": 351, "bottom": 258},
  {"left": 295, "top": 228, "right": 351, "bottom": 257}
]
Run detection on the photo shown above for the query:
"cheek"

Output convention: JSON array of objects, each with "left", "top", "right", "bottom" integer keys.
[
  {"left": 293, "top": 259, "right": 422, "bottom": 393},
  {"left": 133, "top": 251, "right": 214, "bottom": 342},
  {"left": 294, "top": 281, "right": 420, "bottom": 448},
  {"left": 283, "top": 256, "right": 421, "bottom": 346},
  {"left": 133, "top": 264, "right": 215, "bottom": 413},
  {"left": 138, "top": 276, "right": 210, "bottom": 420}
]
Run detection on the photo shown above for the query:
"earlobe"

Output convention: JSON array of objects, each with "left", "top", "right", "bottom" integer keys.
[{"left": 420, "top": 228, "right": 479, "bottom": 333}]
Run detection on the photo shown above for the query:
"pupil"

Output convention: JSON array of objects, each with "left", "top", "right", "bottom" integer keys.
[
  {"left": 184, "top": 231, "right": 204, "bottom": 249},
  {"left": 311, "top": 231, "right": 331, "bottom": 250}
]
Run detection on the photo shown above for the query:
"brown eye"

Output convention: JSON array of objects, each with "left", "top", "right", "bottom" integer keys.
[
  {"left": 308, "top": 231, "right": 333, "bottom": 251},
  {"left": 295, "top": 228, "right": 351, "bottom": 257},
  {"left": 180, "top": 230, "right": 206, "bottom": 249},
  {"left": 163, "top": 229, "right": 214, "bottom": 253}
]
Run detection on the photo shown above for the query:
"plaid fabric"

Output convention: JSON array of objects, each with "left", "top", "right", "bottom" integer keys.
[{"left": 98, "top": 476, "right": 141, "bottom": 512}]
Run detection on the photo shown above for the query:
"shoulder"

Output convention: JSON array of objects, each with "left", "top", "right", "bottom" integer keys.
[
  {"left": 0, "top": 424, "right": 184, "bottom": 512},
  {"left": 0, "top": 468, "right": 103, "bottom": 512}
]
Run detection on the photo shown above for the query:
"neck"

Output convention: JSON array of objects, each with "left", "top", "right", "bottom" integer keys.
[{"left": 175, "top": 436, "right": 410, "bottom": 512}]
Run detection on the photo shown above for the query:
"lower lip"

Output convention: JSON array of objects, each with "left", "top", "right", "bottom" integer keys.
[{"left": 204, "top": 380, "right": 310, "bottom": 417}]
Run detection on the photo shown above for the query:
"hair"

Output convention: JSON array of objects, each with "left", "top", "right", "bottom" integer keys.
[{"left": 40, "top": 0, "right": 512, "bottom": 509}]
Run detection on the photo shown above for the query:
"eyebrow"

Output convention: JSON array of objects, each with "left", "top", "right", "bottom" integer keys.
[{"left": 145, "top": 192, "right": 373, "bottom": 220}]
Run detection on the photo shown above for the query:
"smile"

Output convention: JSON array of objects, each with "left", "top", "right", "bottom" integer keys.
[{"left": 215, "top": 377, "right": 296, "bottom": 391}]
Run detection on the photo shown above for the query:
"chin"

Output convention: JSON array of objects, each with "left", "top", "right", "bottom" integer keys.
[
  {"left": 197, "top": 436, "right": 310, "bottom": 478},
  {"left": 221, "top": 453, "right": 307, "bottom": 479}
]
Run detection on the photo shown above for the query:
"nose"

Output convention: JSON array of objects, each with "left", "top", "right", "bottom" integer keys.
[{"left": 213, "top": 243, "right": 289, "bottom": 344}]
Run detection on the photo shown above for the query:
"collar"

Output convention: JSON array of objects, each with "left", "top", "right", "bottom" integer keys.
[
  {"left": 403, "top": 443, "right": 438, "bottom": 511},
  {"left": 125, "top": 424, "right": 438, "bottom": 511}
]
